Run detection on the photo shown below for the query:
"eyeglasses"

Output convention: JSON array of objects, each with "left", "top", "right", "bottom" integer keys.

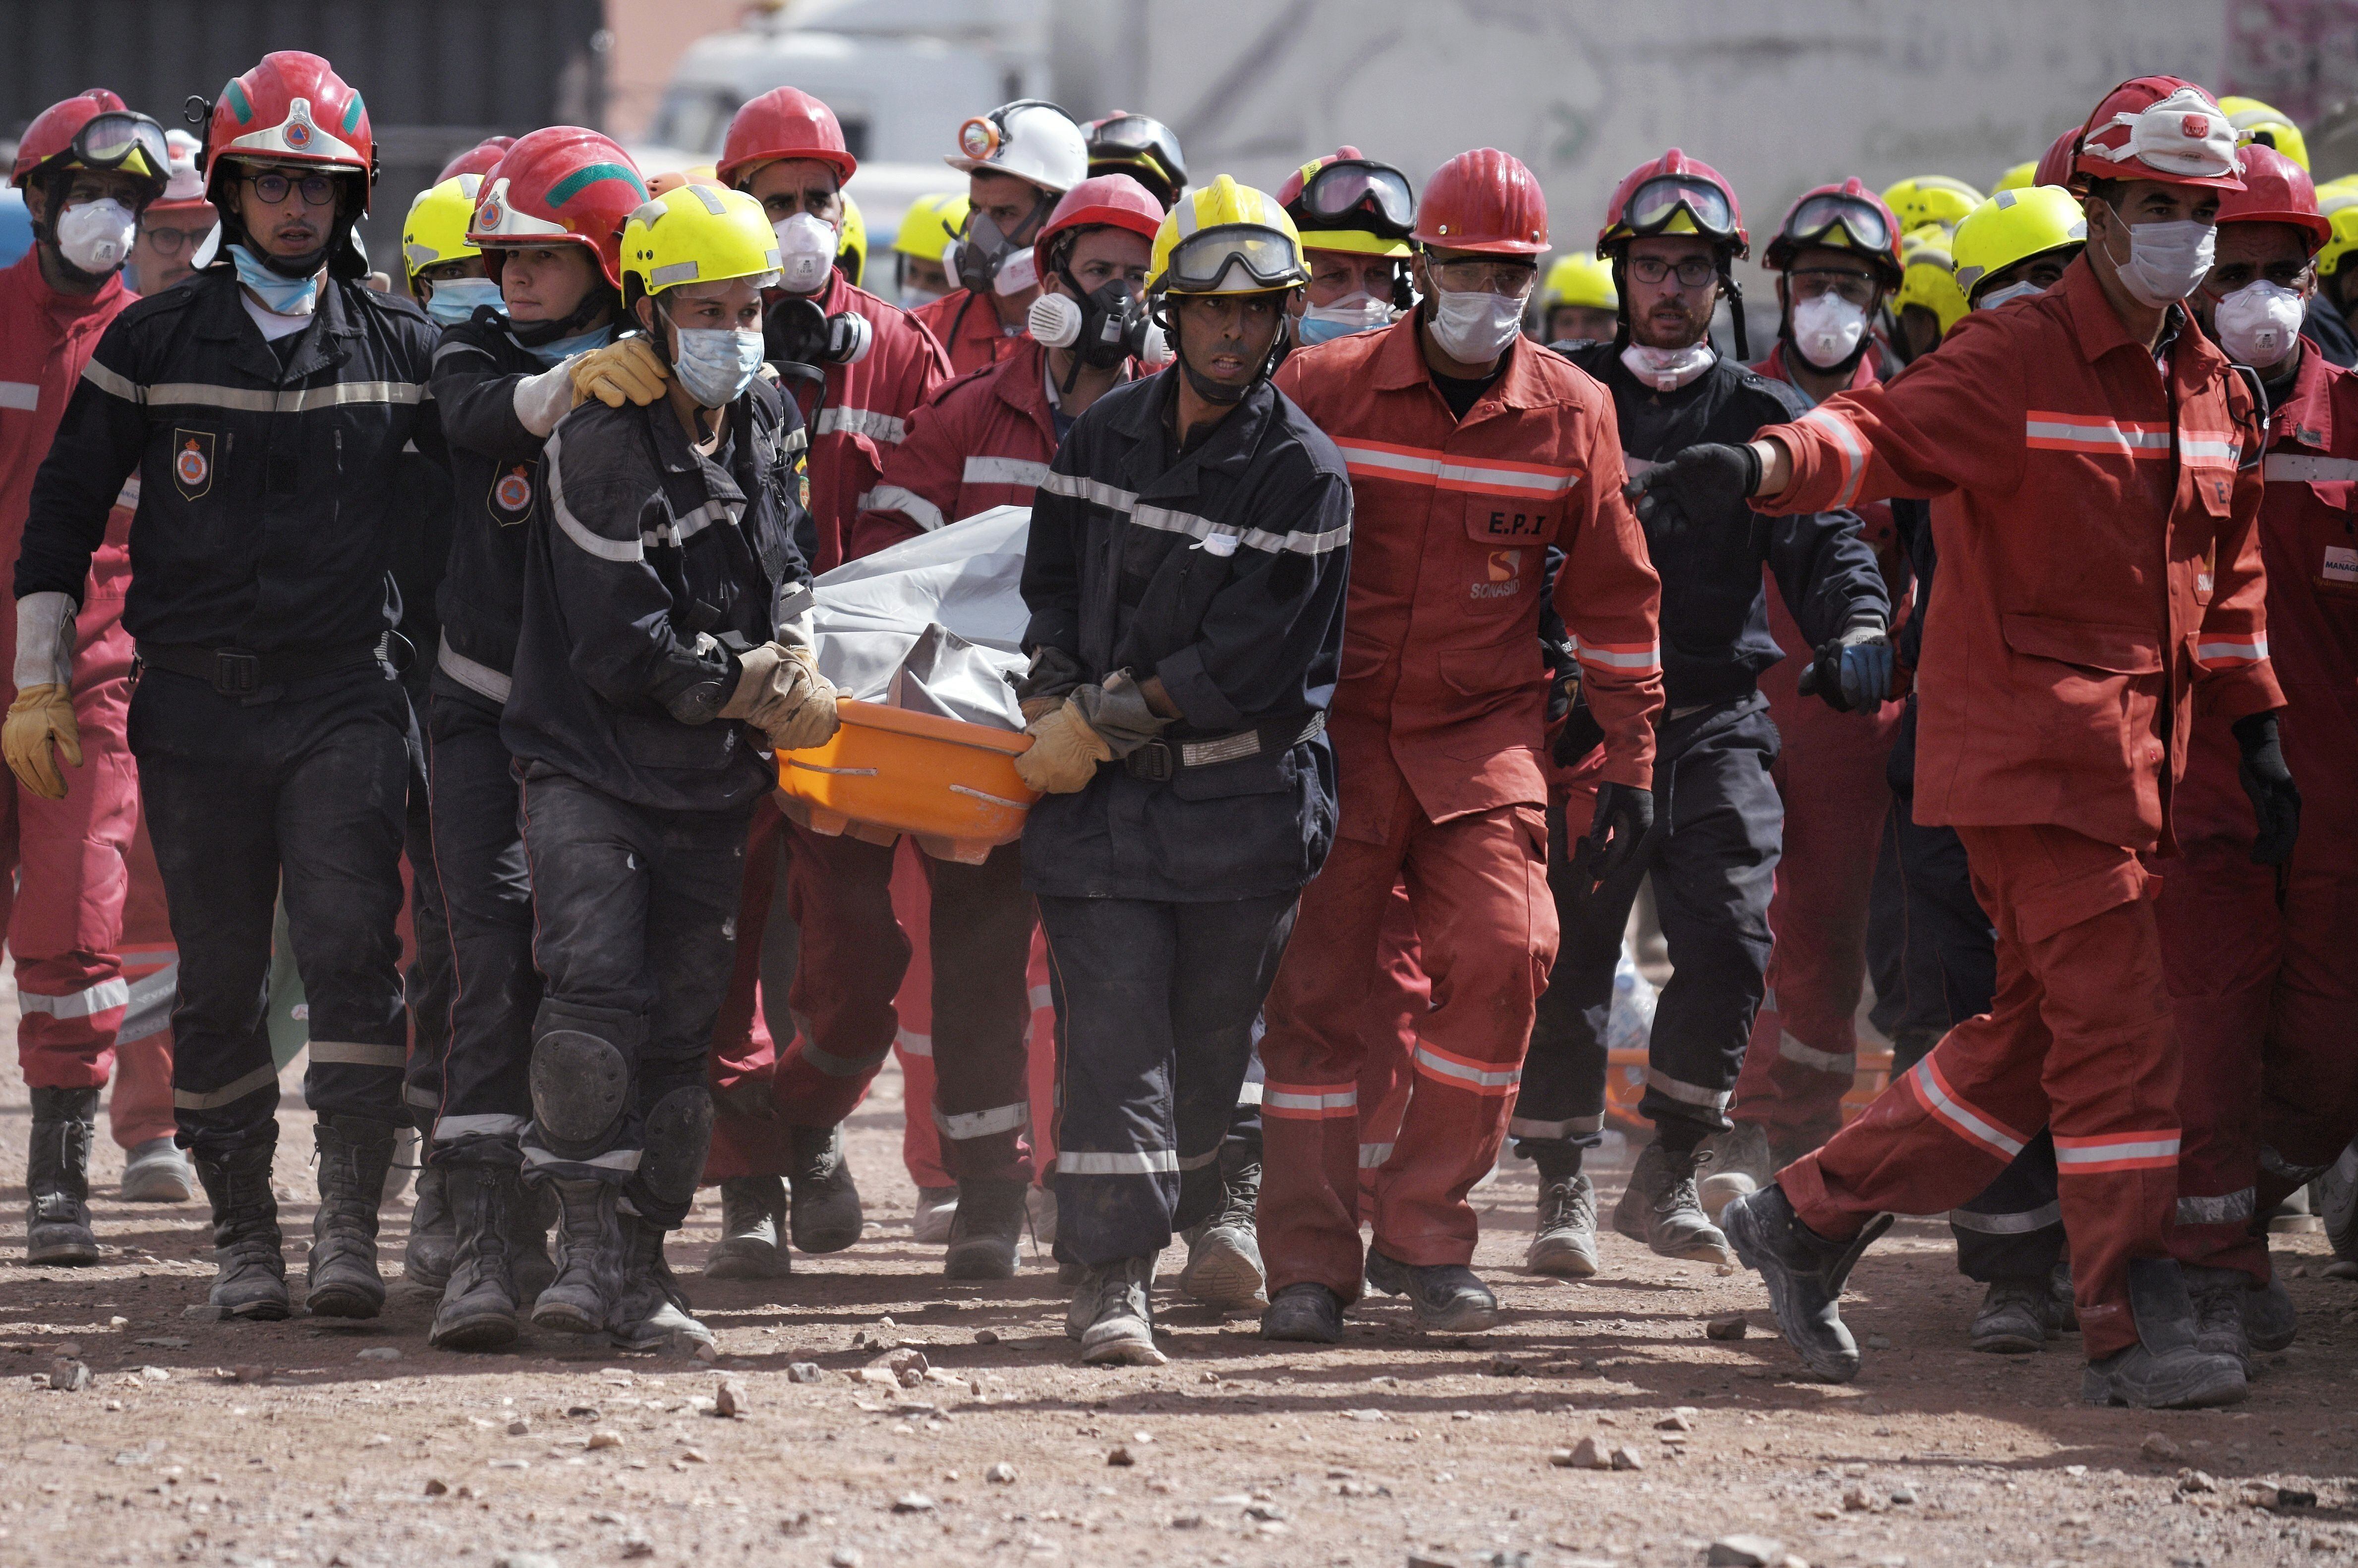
[
  {"left": 1627, "top": 254, "right": 1721, "bottom": 288},
  {"left": 1781, "top": 191, "right": 1893, "bottom": 256},
  {"left": 139, "top": 222, "right": 217, "bottom": 257},
  {"left": 67, "top": 112, "right": 171, "bottom": 180},
  {"left": 244, "top": 170, "right": 341, "bottom": 207},
  {"left": 1623, "top": 174, "right": 1738, "bottom": 241},
  {"left": 1787, "top": 266, "right": 1880, "bottom": 306},
  {"left": 1427, "top": 257, "right": 1537, "bottom": 297},
  {"left": 1294, "top": 159, "right": 1416, "bottom": 239}
]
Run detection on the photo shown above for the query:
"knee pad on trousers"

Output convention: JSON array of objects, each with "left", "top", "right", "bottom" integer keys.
[
  {"left": 528, "top": 1002, "right": 642, "bottom": 1158},
  {"left": 633, "top": 1085, "right": 714, "bottom": 1215}
]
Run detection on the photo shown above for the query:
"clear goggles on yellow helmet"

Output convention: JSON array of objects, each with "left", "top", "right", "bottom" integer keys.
[{"left": 1163, "top": 223, "right": 1306, "bottom": 293}]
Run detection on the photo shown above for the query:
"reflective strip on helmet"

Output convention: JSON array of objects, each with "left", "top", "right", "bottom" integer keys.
[
  {"left": 1795, "top": 403, "right": 1871, "bottom": 510},
  {"left": 2178, "top": 432, "right": 2241, "bottom": 468},
  {"left": 934, "top": 1100, "right": 1031, "bottom": 1140},
  {"left": 1641, "top": 1066, "right": 1728, "bottom": 1109},
  {"left": 2194, "top": 631, "right": 2268, "bottom": 667},
  {"left": 1776, "top": 1031, "right": 1856, "bottom": 1075},
  {"left": 650, "top": 260, "right": 701, "bottom": 288},
  {"left": 16, "top": 976, "right": 131, "bottom": 1019},
  {"left": 1572, "top": 635, "right": 1662, "bottom": 674},
  {"left": 1903, "top": 1056, "right": 2026, "bottom": 1160},
  {"left": 814, "top": 406, "right": 908, "bottom": 443},
  {"left": 2265, "top": 453, "right": 2358, "bottom": 482},
  {"left": 2023, "top": 412, "right": 2172, "bottom": 457},
  {"left": 1945, "top": 1200, "right": 2062, "bottom": 1234},
  {"left": 864, "top": 484, "right": 944, "bottom": 531},
  {"left": 1262, "top": 1083, "right": 1357, "bottom": 1118},
  {"left": 544, "top": 425, "right": 646, "bottom": 564},
  {"left": 1414, "top": 1042, "right": 1522, "bottom": 1094},
  {"left": 963, "top": 455, "right": 1051, "bottom": 487},
  {"left": 2053, "top": 1130, "right": 2181, "bottom": 1173},
  {"left": 173, "top": 1061, "right": 279, "bottom": 1111},
  {"left": 1057, "top": 1148, "right": 1179, "bottom": 1175},
  {"left": 1037, "top": 469, "right": 1139, "bottom": 511},
  {"left": 0, "top": 380, "right": 38, "bottom": 411},
  {"left": 309, "top": 1040, "right": 408, "bottom": 1068}
]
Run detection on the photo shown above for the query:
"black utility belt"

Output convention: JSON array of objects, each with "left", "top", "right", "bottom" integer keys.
[
  {"left": 137, "top": 639, "right": 381, "bottom": 697},
  {"left": 1125, "top": 710, "right": 1324, "bottom": 783}
]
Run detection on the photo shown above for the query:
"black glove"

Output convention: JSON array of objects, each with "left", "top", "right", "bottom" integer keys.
[
  {"left": 2233, "top": 710, "right": 2301, "bottom": 867},
  {"left": 1551, "top": 694, "right": 1606, "bottom": 767},
  {"left": 1622, "top": 442, "right": 1763, "bottom": 530},
  {"left": 1584, "top": 780, "right": 1655, "bottom": 882},
  {"left": 1798, "top": 620, "right": 1895, "bottom": 713}
]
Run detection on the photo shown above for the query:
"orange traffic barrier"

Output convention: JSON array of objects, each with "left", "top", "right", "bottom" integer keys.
[{"left": 775, "top": 698, "right": 1039, "bottom": 864}]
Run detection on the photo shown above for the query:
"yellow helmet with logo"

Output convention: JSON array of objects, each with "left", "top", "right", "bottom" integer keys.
[
  {"left": 1894, "top": 221, "right": 1968, "bottom": 338},
  {"left": 1541, "top": 252, "right": 1617, "bottom": 312},
  {"left": 1952, "top": 186, "right": 2087, "bottom": 303},
  {"left": 402, "top": 174, "right": 483, "bottom": 287},
  {"left": 2219, "top": 96, "right": 2310, "bottom": 173},
  {"left": 1148, "top": 174, "right": 1306, "bottom": 296},
  {"left": 620, "top": 182, "right": 784, "bottom": 299},
  {"left": 1991, "top": 161, "right": 2037, "bottom": 194},
  {"left": 1880, "top": 175, "right": 1985, "bottom": 234},
  {"left": 892, "top": 192, "right": 970, "bottom": 263},
  {"left": 2319, "top": 202, "right": 2358, "bottom": 281},
  {"left": 836, "top": 192, "right": 866, "bottom": 287}
]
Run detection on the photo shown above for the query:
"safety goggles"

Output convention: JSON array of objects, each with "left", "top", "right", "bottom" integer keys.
[
  {"left": 1780, "top": 192, "right": 1893, "bottom": 257},
  {"left": 1295, "top": 159, "right": 1415, "bottom": 238},
  {"left": 1088, "top": 116, "right": 1183, "bottom": 184},
  {"left": 1623, "top": 174, "right": 1738, "bottom": 241},
  {"left": 62, "top": 112, "right": 171, "bottom": 181},
  {"left": 1162, "top": 224, "right": 1306, "bottom": 293}
]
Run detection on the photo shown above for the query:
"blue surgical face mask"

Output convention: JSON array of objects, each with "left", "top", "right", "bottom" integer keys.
[
  {"left": 670, "top": 322, "right": 765, "bottom": 407},
  {"left": 229, "top": 242, "right": 320, "bottom": 316},
  {"left": 523, "top": 323, "right": 617, "bottom": 367},
  {"left": 1297, "top": 290, "right": 1392, "bottom": 345},
  {"left": 425, "top": 276, "right": 505, "bottom": 328}
]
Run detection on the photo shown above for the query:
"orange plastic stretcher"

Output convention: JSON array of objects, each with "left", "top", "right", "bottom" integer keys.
[
  {"left": 774, "top": 697, "right": 1040, "bottom": 865},
  {"left": 1599, "top": 1044, "right": 1896, "bottom": 1135}
]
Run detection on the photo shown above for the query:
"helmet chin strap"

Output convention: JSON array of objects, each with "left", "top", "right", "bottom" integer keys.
[{"left": 512, "top": 282, "right": 617, "bottom": 347}]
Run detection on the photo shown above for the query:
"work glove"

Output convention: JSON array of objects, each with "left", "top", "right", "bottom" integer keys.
[
  {"left": 1584, "top": 780, "right": 1655, "bottom": 883},
  {"left": 2233, "top": 710, "right": 2301, "bottom": 867},
  {"left": 4, "top": 591, "right": 79, "bottom": 801},
  {"left": 721, "top": 641, "right": 841, "bottom": 752},
  {"left": 1550, "top": 693, "right": 1606, "bottom": 769},
  {"left": 1800, "top": 618, "right": 1895, "bottom": 712},
  {"left": 570, "top": 337, "right": 669, "bottom": 409},
  {"left": 1014, "top": 697, "right": 1113, "bottom": 794},
  {"left": 1622, "top": 442, "right": 1762, "bottom": 530},
  {"left": 1015, "top": 644, "right": 1086, "bottom": 724}
]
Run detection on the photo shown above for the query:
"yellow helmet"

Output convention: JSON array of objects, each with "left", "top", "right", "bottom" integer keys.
[
  {"left": 402, "top": 174, "right": 483, "bottom": 287},
  {"left": 1991, "top": 161, "right": 2037, "bottom": 194},
  {"left": 836, "top": 192, "right": 866, "bottom": 288},
  {"left": 1894, "top": 222, "right": 1968, "bottom": 339},
  {"left": 2219, "top": 96, "right": 2310, "bottom": 173},
  {"left": 1880, "top": 175, "right": 1985, "bottom": 234},
  {"left": 892, "top": 192, "right": 970, "bottom": 264},
  {"left": 2320, "top": 203, "right": 2358, "bottom": 281},
  {"left": 1541, "top": 252, "right": 1617, "bottom": 312},
  {"left": 1148, "top": 174, "right": 1306, "bottom": 296},
  {"left": 1952, "top": 187, "right": 2086, "bottom": 303},
  {"left": 620, "top": 182, "right": 783, "bottom": 299}
]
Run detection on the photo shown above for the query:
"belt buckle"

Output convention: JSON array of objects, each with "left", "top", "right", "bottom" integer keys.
[
  {"left": 212, "top": 648, "right": 261, "bottom": 697},
  {"left": 1129, "top": 739, "right": 1174, "bottom": 783}
]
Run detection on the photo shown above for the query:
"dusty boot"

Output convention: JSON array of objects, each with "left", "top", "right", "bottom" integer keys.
[
  {"left": 404, "top": 1163, "right": 457, "bottom": 1290},
  {"left": 1698, "top": 1120, "right": 1774, "bottom": 1217},
  {"left": 787, "top": 1124, "right": 863, "bottom": 1253},
  {"left": 1613, "top": 1140, "right": 1735, "bottom": 1264},
  {"left": 382, "top": 1125, "right": 418, "bottom": 1204},
  {"left": 1721, "top": 1183, "right": 1891, "bottom": 1382},
  {"left": 1969, "top": 1278, "right": 2053, "bottom": 1353},
  {"left": 508, "top": 1178, "right": 559, "bottom": 1302},
  {"left": 705, "top": 1175, "right": 790, "bottom": 1280},
  {"left": 1027, "top": 1183, "right": 1058, "bottom": 1246},
  {"left": 2051, "top": 1260, "right": 2080, "bottom": 1332},
  {"left": 612, "top": 1212, "right": 714, "bottom": 1352},
  {"left": 119, "top": 1135, "right": 196, "bottom": 1202},
  {"left": 911, "top": 1185, "right": 959, "bottom": 1245},
  {"left": 306, "top": 1115, "right": 396, "bottom": 1319},
  {"left": 943, "top": 1178, "right": 1027, "bottom": 1280},
  {"left": 428, "top": 1165, "right": 522, "bottom": 1352},
  {"left": 2245, "top": 1271, "right": 2297, "bottom": 1353},
  {"left": 1179, "top": 1161, "right": 1265, "bottom": 1307},
  {"left": 1365, "top": 1249, "right": 1500, "bottom": 1331},
  {"left": 1070, "top": 1256, "right": 1165, "bottom": 1365},
  {"left": 193, "top": 1141, "right": 289, "bottom": 1320},
  {"left": 1260, "top": 1281, "right": 1345, "bottom": 1342},
  {"left": 532, "top": 1176, "right": 626, "bottom": 1335},
  {"left": 2182, "top": 1263, "right": 2255, "bottom": 1374},
  {"left": 1527, "top": 1172, "right": 1600, "bottom": 1278},
  {"left": 25, "top": 1086, "right": 101, "bottom": 1265},
  {"left": 2318, "top": 1139, "right": 2358, "bottom": 1269},
  {"left": 2081, "top": 1257, "right": 2248, "bottom": 1409}
]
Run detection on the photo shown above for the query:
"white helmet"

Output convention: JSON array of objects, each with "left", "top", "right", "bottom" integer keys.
[{"left": 945, "top": 99, "right": 1088, "bottom": 195}]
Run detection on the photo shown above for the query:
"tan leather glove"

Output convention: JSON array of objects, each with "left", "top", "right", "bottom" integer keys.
[
  {"left": 4, "top": 684, "right": 81, "bottom": 801},
  {"left": 763, "top": 646, "right": 841, "bottom": 752},
  {"left": 1019, "top": 693, "right": 1064, "bottom": 723},
  {"left": 1013, "top": 697, "right": 1112, "bottom": 794},
  {"left": 570, "top": 337, "right": 669, "bottom": 408}
]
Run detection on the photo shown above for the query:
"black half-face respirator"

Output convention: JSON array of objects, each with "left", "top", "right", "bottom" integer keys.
[
  {"left": 945, "top": 197, "right": 1051, "bottom": 298},
  {"left": 1027, "top": 273, "right": 1166, "bottom": 389},
  {"left": 763, "top": 294, "right": 873, "bottom": 370}
]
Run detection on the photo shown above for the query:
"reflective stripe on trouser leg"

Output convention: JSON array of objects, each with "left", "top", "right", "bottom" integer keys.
[
  {"left": 1516, "top": 791, "right": 1644, "bottom": 1161},
  {"left": 1949, "top": 1128, "right": 2065, "bottom": 1282}
]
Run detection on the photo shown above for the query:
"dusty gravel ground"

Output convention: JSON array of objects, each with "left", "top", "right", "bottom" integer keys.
[{"left": 4, "top": 997, "right": 2358, "bottom": 1568}]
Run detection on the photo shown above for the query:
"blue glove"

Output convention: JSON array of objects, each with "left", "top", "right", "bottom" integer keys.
[{"left": 1801, "top": 621, "right": 1893, "bottom": 713}]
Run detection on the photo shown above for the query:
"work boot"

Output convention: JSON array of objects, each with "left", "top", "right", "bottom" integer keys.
[
  {"left": 944, "top": 1178, "right": 1027, "bottom": 1279},
  {"left": 119, "top": 1135, "right": 196, "bottom": 1202},
  {"left": 1526, "top": 1172, "right": 1600, "bottom": 1278},
  {"left": 1613, "top": 1141, "right": 1735, "bottom": 1264},
  {"left": 911, "top": 1185, "right": 959, "bottom": 1245},
  {"left": 2317, "top": 1138, "right": 2358, "bottom": 1266},
  {"left": 1068, "top": 1256, "right": 1165, "bottom": 1365},
  {"left": 403, "top": 1163, "right": 457, "bottom": 1291},
  {"left": 193, "top": 1141, "right": 289, "bottom": 1320},
  {"left": 428, "top": 1165, "right": 522, "bottom": 1352},
  {"left": 1260, "top": 1281, "right": 1345, "bottom": 1343},
  {"left": 306, "top": 1115, "right": 396, "bottom": 1319},
  {"left": 787, "top": 1124, "right": 863, "bottom": 1253},
  {"left": 2081, "top": 1257, "right": 2248, "bottom": 1409},
  {"left": 25, "top": 1086, "right": 101, "bottom": 1265},
  {"left": 1179, "top": 1161, "right": 1265, "bottom": 1307},
  {"left": 382, "top": 1125, "right": 418, "bottom": 1204},
  {"left": 705, "top": 1175, "right": 790, "bottom": 1280},
  {"left": 1720, "top": 1183, "right": 1892, "bottom": 1382},
  {"left": 1969, "top": 1278, "right": 2053, "bottom": 1353},
  {"left": 2051, "top": 1259, "right": 2080, "bottom": 1331},
  {"left": 532, "top": 1176, "right": 626, "bottom": 1335},
  {"left": 611, "top": 1212, "right": 714, "bottom": 1352},
  {"left": 2245, "top": 1271, "right": 2298, "bottom": 1353},
  {"left": 1364, "top": 1249, "right": 1499, "bottom": 1332},
  {"left": 1697, "top": 1120, "right": 1774, "bottom": 1217},
  {"left": 2183, "top": 1263, "right": 2253, "bottom": 1374},
  {"left": 509, "top": 1178, "right": 559, "bottom": 1303}
]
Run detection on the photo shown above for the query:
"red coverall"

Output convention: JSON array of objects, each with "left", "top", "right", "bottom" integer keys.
[
  {"left": 1763, "top": 258, "right": 2282, "bottom": 1359},
  {"left": 0, "top": 249, "right": 153, "bottom": 1117},
  {"left": 2156, "top": 344, "right": 2358, "bottom": 1282},
  {"left": 911, "top": 288, "right": 1027, "bottom": 379},
  {"left": 1259, "top": 318, "right": 1664, "bottom": 1301},
  {"left": 1733, "top": 343, "right": 1904, "bottom": 1158}
]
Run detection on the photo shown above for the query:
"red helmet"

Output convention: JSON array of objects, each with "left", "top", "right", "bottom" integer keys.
[
  {"left": 2216, "top": 143, "right": 2331, "bottom": 252},
  {"left": 1763, "top": 178, "right": 1903, "bottom": 286},
  {"left": 1412, "top": 148, "right": 1547, "bottom": 255},
  {"left": 11, "top": 89, "right": 170, "bottom": 198},
  {"left": 2073, "top": 76, "right": 2245, "bottom": 191},
  {"left": 1033, "top": 173, "right": 1164, "bottom": 279},
  {"left": 717, "top": 87, "right": 856, "bottom": 191},
  {"left": 467, "top": 127, "right": 647, "bottom": 290},
  {"left": 1599, "top": 149, "right": 1747, "bottom": 257},
  {"left": 203, "top": 52, "right": 375, "bottom": 209},
  {"left": 438, "top": 136, "right": 515, "bottom": 185},
  {"left": 2032, "top": 126, "right": 2080, "bottom": 190}
]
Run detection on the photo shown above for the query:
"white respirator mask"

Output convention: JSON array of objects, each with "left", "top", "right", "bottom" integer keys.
[
  {"left": 2109, "top": 216, "right": 2216, "bottom": 307},
  {"left": 1426, "top": 283, "right": 1525, "bottom": 362},
  {"left": 773, "top": 212, "right": 838, "bottom": 296},
  {"left": 1976, "top": 279, "right": 2045, "bottom": 312},
  {"left": 1789, "top": 291, "right": 1867, "bottom": 370},
  {"left": 2212, "top": 279, "right": 2305, "bottom": 369},
  {"left": 1620, "top": 340, "right": 1717, "bottom": 391},
  {"left": 56, "top": 198, "right": 137, "bottom": 276}
]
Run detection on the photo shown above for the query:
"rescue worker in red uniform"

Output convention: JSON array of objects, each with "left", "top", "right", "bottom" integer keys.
[
  {"left": 2157, "top": 143, "right": 2343, "bottom": 1371},
  {"left": 1673, "top": 78, "right": 2288, "bottom": 1410},
  {"left": 1258, "top": 148, "right": 1666, "bottom": 1342},
  {"left": 912, "top": 101, "right": 1090, "bottom": 376},
  {"left": 0, "top": 91, "right": 170, "bottom": 1263},
  {"left": 700, "top": 86, "right": 952, "bottom": 1269}
]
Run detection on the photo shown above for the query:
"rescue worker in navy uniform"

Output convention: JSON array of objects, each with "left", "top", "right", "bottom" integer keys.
[
  {"left": 12, "top": 52, "right": 440, "bottom": 1323},
  {"left": 1512, "top": 152, "right": 1890, "bottom": 1270},
  {"left": 1016, "top": 176, "right": 1351, "bottom": 1365},
  {"left": 502, "top": 182, "right": 834, "bottom": 1350}
]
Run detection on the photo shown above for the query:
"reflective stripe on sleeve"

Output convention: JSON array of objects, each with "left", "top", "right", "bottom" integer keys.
[
  {"left": 2264, "top": 452, "right": 2358, "bottom": 483},
  {"left": 1572, "top": 635, "right": 1663, "bottom": 673},
  {"left": 0, "top": 380, "right": 39, "bottom": 410},
  {"left": 2194, "top": 632, "right": 2268, "bottom": 667},
  {"left": 2053, "top": 1130, "right": 2181, "bottom": 1173},
  {"left": 865, "top": 483, "right": 946, "bottom": 532},
  {"left": 16, "top": 976, "right": 132, "bottom": 1019},
  {"left": 80, "top": 359, "right": 140, "bottom": 402},
  {"left": 1057, "top": 1149, "right": 1179, "bottom": 1175},
  {"left": 2023, "top": 412, "right": 2171, "bottom": 457},
  {"left": 2178, "top": 432, "right": 2241, "bottom": 467},
  {"left": 544, "top": 425, "right": 646, "bottom": 563},
  {"left": 814, "top": 406, "right": 908, "bottom": 443},
  {"left": 1795, "top": 404, "right": 1871, "bottom": 510},
  {"left": 962, "top": 455, "right": 1051, "bottom": 487},
  {"left": 1037, "top": 469, "right": 1140, "bottom": 511}
]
